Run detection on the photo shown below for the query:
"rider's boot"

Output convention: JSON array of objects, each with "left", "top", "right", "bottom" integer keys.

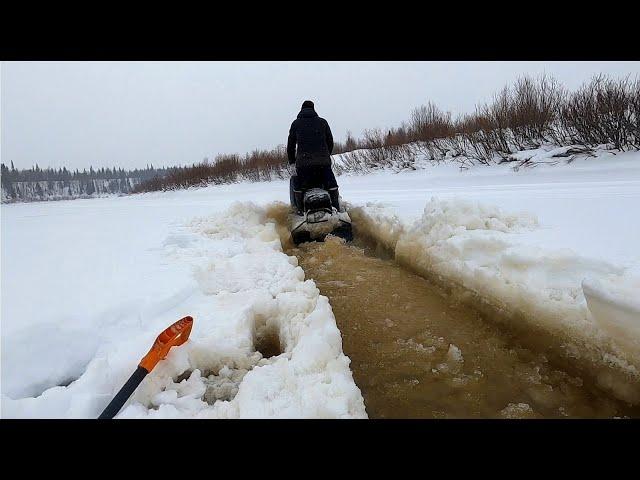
[{"left": 328, "top": 187, "right": 340, "bottom": 211}]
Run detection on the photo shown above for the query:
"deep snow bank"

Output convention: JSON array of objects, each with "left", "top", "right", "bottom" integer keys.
[
  {"left": 2, "top": 202, "right": 366, "bottom": 418},
  {"left": 349, "top": 198, "right": 640, "bottom": 403}
]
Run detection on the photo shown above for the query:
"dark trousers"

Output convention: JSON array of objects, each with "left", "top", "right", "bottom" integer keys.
[
  {"left": 295, "top": 165, "right": 338, "bottom": 191},
  {"left": 293, "top": 165, "right": 340, "bottom": 211}
]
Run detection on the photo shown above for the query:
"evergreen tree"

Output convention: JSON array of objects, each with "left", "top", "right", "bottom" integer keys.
[{"left": 1, "top": 164, "right": 9, "bottom": 187}]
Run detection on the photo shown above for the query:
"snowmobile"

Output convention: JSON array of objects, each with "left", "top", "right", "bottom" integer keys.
[{"left": 288, "top": 174, "right": 353, "bottom": 246}]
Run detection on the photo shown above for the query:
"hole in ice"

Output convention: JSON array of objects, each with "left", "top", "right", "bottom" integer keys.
[
  {"left": 172, "top": 366, "right": 252, "bottom": 405},
  {"left": 254, "top": 326, "right": 283, "bottom": 359},
  {"left": 202, "top": 366, "right": 249, "bottom": 404}
]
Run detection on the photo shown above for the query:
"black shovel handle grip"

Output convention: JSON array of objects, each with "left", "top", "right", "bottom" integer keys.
[{"left": 98, "top": 366, "right": 148, "bottom": 419}]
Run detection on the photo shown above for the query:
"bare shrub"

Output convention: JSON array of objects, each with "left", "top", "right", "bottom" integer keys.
[
  {"left": 135, "top": 73, "right": 640, "bottom": 193},
  {"left": 334, "top": 150, "right": 369, "bottom": 175},
  {"left": 509, "top": 75, "right": 565, "bottom": 147},
  {"left": 134, "top": 146, "right": 288, "bottom": 192},
  {"left": 560, "top": 74, "right": 638, "bottom": 150},
  {"left": 408, "top": 102, "right": 454, "bottom": 142},
  {"left": 629, "top": 77, "right": 640, "bottom": 148},
  {"left": 359, "top": 129, "right": 390, "bottom": 167},
  {"left": 406, "top": 102, "right": 455, "bottom": 160}
]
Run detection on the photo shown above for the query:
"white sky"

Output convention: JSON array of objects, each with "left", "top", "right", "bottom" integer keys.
[{"left": 2, "top": 61, "right": 639, "bottom": 170}]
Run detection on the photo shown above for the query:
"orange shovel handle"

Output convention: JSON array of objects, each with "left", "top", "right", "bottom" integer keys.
[{"left": 139, "top": 316, "right": 193, "bottom": 372}]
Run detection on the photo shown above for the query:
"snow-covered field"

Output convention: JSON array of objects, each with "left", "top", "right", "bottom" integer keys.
[{"left": 2, "top": 148, "right": 640, "bottom": 417}]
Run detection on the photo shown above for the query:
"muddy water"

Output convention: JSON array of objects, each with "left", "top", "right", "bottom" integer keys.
[{"left": 283, "top": 232, "right": 639, "bottom": 419}]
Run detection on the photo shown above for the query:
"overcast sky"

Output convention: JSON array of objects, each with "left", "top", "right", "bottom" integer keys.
[{"left": 2, "top": 61, "right": 640, "bottom": 171}]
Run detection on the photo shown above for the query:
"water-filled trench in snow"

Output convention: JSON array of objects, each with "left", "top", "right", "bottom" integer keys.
[{"left": 267, "top": 205, "right": 639, "bottom": 418}]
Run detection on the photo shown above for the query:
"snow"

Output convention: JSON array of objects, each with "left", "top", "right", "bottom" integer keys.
[
  {"left": 582, "top": 277, "right": 640, "bottom": 355},
  {"left": 340, "top": 148, "right": 640, "bottom": 274},
  {"left": 2, "top": 147, "right": 640, "bottom": 416},
  {"left": 1, "top": 195, "right": 366, "bottom": 418}
]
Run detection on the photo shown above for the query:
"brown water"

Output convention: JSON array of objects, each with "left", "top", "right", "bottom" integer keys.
[{"left": 286, "top": 233, "right": 639, "bottom": 418}]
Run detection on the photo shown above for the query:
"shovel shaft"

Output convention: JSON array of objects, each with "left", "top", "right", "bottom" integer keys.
[
  {"left": 98, "top": 366, "right": 148, "bottom": 419},
  {"left": 97, "top": 316, "right": 193, "bottom": 419}
]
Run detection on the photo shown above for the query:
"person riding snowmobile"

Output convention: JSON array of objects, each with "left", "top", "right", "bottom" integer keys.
[{"left": 287, "top": 100, "right": 340, "bottom": 210}]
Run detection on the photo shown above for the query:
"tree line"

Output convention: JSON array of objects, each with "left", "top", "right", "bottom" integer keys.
[
  {"left": 1, "top": 162, "right": 168, "bottom": 185},
  {"left": 0, "top": 163, "right": 171, "bottom": 202},
  {"left": 134, "top": 73, "right": 640, "bottom": 192},
  {"left": 4, "top": 72, "right": 638, "bottom": 198}
]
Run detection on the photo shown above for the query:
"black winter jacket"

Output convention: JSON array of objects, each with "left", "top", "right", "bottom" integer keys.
[{"left": 287, "top": 107, "right": 334, "bottom": 167}]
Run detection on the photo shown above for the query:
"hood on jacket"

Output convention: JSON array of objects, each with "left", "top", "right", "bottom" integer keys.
[{"left": 298, "top": 107, "right": 318, "bottom": 119}]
